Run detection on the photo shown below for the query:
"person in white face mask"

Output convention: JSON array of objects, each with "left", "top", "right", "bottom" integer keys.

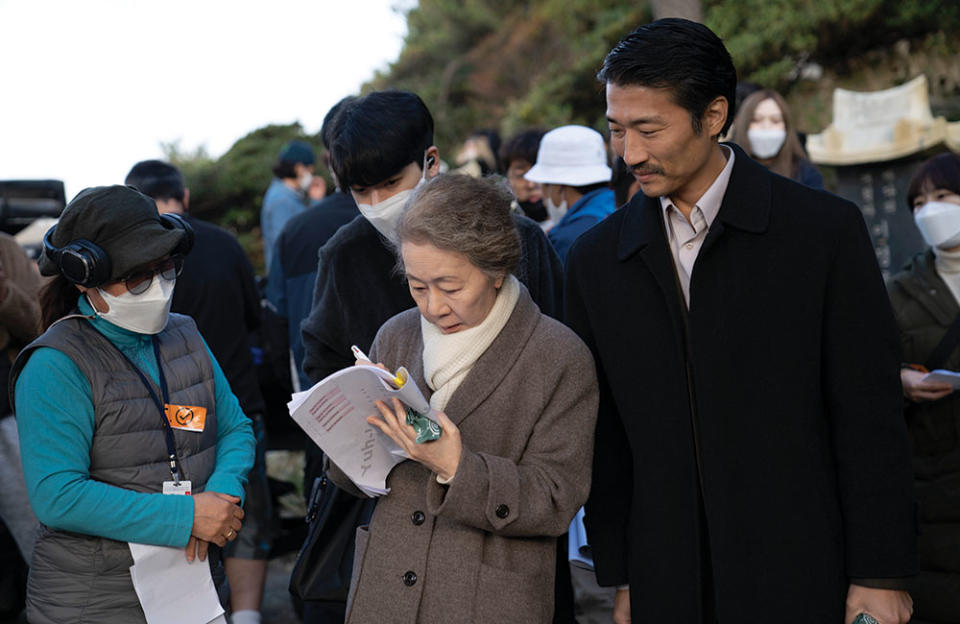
[
  {"left": 728, "top": 88, "right": 823, "bottom": 189},
  {"left": 523, "top": 125, "right": 617, "bottom": 263},
  {"left": 12, "top": 185, "right": 255, "bottom": 624},
  {"left": 887, "top": 152, "right": 960, "bottom": 623},
  {"left": 260, "top": 140, "right": 326, "bottom": 271}
]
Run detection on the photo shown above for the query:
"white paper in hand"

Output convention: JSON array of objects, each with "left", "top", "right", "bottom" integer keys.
[
  {"left": 128, "top": 543, "right": 225, "bottom": 624},
  {"left": 287, "top": 364, "right": 435, "bottom": 496}
]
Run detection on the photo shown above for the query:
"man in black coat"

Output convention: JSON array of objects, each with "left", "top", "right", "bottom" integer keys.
[{"left": 565, "top": 19, "right": 917, "bottom": 624}]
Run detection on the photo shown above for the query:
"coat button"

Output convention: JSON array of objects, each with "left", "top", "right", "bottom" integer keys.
[
  {"left": 495, "top": 504, "right": 510, "bottom": 519},
  {"left": 402, "top": 570, "right": 417, "bottom": 586},
  {"left": 411, "top": 510, "right": 425, "bottom": 526}
]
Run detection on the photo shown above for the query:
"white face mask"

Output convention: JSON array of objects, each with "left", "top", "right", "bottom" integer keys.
[
  {"left": 299, "top": 172, "right": 314, "bottom": 192},
  {"left": 747, "top": 128, "right": 787, "bottom": 159},
  {"left": 357, "top": 160, "right": 429, "bottom": 242},
  {"left": 915, "top": 201, "right": 960, "bottom": 250},
  {"left": 93, "top": 276, "right": 176, "bottom": 334},
  {"left": 544, "top": 195, "right": 568, "bottom": 224}
]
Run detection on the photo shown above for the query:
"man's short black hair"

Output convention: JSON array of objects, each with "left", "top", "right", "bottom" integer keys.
[
  {"left": 499, "top": 129, "right": 546, "bottom": 170},
  {"left": 125, "top": 160, "right": 186, "bottom": 202},
  {"left": 321, "top": 96, "right": 357, "bottom": 150},
  {"left": 328, "top": 90, "right": 434, "bottom": 190},
  {"left": 598, "top": 18, "right": 738, "bottom": 136}
]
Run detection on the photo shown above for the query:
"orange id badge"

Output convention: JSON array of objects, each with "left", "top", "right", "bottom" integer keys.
[{"left": 164, "top": 404, "right": 207, "bottom": 432}]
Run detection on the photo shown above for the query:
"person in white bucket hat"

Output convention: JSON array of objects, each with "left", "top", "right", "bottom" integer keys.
[{"left": 524, "top": 125, "right": 616, "bottom": 262}]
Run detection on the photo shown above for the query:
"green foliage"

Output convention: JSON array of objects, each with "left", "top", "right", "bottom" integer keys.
[{"left": 707, "top": 0, "right": 960, "bottom": 90}]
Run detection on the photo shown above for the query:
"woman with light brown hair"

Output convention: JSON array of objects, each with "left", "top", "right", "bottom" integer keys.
[
  {"left": 327, "top": 173, "right": 598, "bottom": 623},
  {"left": 729, "top": 88, "right": 823, "bottom": 188}
]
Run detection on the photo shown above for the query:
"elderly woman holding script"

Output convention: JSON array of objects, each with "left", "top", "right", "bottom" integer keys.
[{"left": 326, "top": 174, "right": 598, "bottom": 623}]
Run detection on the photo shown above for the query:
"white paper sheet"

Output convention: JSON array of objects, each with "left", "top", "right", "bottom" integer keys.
[
  {"left": 287, "top": 364, "right": 435, "bottom": 496},
  {"left": 128, "top": 542, "right": 225, "bottom": 624},
  {"left": 921, "top": 368, "right": 960, "bottom": 389}
]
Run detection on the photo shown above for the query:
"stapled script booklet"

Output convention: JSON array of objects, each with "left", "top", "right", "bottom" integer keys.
[{"left": 287, "top": 364, "right": 439, "bottom": 497}]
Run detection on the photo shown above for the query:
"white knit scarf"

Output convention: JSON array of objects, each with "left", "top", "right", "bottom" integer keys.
[{"left": 421, "top": 275, "right": 520, "bottom": 411}]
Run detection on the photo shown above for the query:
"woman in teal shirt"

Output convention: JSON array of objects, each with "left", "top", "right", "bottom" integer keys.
[{"left": 11, "top": 185, "right": 255, "bottom": 624}]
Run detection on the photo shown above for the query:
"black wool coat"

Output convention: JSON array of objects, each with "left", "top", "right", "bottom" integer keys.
[{"left": 565, "top": 144, "right": 917, "bottom": 623}]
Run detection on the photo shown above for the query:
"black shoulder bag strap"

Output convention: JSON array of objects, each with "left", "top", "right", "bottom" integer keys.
[{"left": 925, "top": 312, "right": 960, "bottom": 372}]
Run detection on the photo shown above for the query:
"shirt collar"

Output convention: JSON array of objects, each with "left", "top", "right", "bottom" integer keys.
[{"left": 659, "top": 144, "right": 735, "bottom": 229}]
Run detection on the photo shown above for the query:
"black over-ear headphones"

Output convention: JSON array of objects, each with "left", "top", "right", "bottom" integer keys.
[
  {"left": 162, "top": 213, "right": 195, "bottom": 257},
  {"left": 43, "top": 213, "right": 195, "bottom": 288}
]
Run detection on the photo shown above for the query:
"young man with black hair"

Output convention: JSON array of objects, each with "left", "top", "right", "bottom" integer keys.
[
  {"left": 299, "top": 89, "right": 569, "bottom": 622},
  {"left": 125, "top": 160, "right": 273, "bottom": 624},
  {"left": 565, "top": 18, "right": 916, "bottom": 624}
]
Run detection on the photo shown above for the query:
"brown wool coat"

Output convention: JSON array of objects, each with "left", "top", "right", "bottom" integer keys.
[{"left": 328, "top": 287, "right": 598, "bottom": 624}]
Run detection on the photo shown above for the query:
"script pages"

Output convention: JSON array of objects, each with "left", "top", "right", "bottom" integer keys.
[
  {"left": 921, "top": 369, "right": 960, "bottom": 388},
  {"left": 287, "top": 364, "right": 436, "bottom": 497}
]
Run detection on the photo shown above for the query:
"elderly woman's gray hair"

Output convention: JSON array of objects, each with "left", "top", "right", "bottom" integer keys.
[{"left": 395, "top": 173, "right": 521, "bottom": 278}]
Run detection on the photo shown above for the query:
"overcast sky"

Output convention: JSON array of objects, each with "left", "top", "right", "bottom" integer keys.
[{"left": 0, "top": 0, "right": 410, "bottom": 199}]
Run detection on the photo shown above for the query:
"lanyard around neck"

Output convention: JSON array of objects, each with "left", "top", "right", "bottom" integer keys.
[{"left": 102, "top": 334, "right": 185, "bottom": 484}]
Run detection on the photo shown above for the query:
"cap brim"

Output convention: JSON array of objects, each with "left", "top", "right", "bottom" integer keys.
[
  {"left": 524, "top": 163, "right": 613, "bottom": 186},
  {"left": 108, "top": 225, "right": 185, "bottom": 281}
]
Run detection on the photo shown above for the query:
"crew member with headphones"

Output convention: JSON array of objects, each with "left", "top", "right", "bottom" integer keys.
[{"left": 10, "top": 185, "right": 255, "bottom": 624}]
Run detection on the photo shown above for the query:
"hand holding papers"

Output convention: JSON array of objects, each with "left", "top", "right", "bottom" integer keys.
[{"left": 287, "top": 364, "right": 439, "bottom": 497}]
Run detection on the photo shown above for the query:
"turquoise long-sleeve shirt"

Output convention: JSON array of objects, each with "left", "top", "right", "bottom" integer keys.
[{"left": 14, "top": 296, "right": 255, "bottom": 548}]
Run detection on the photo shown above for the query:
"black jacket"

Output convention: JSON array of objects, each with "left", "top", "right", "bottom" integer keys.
[
  {"left": 565, "top": 144, "right": 916, "bottom": 622},
  {"left": 172, "top": 215, "right": 264, "bottom": 415},
  {"left": 267, "top": 191, "right": 359, "bottom": 389},
  {"left": 888, "top": 250, "right": 960, "bottom": 623}
]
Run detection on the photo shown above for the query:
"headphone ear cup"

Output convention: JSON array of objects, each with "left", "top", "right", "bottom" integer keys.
[
  {"left": 161, "top": 213, "right": 195, "bottom": 257},
  {"left": 59, "top": 240, "right": 112, "bottom": 288}
]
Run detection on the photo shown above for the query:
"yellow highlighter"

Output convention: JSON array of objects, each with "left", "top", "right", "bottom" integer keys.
[{"left": 352, "top": 344, "right": 407, "bottom": 389}]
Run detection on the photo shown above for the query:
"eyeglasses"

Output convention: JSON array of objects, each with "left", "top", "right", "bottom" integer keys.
[{"left": 122, "top": 256, "right": 183, "bottom": 295}]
